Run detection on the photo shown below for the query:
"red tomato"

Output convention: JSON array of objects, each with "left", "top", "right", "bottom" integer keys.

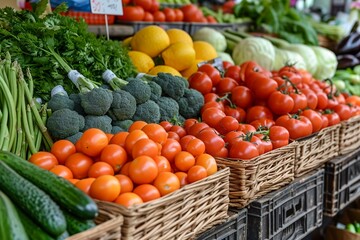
[
  {"left": 133, "top": 0, "right": 152, "bottom": 11},
  {"left": 248, "top": 73, "right": 278, "bottom": 100},
  {"left": 128, "top": 155, "right": 158, "bottom": 184},
  {"left": 275, "top": 115, "right": 313, "bottom": 139},
  {"left": 187, "top": 122, "right": 210, "bottom": 136},
  {"left": 201, "top": 101, "right": 225, "bottom": 114},
  {"left": 223, "top": 61, "right": 234, "bottom": 70},
  {"left": 267, "top": 91, "right": 294, "bottom": 115},
  {"left": 206, "top": 16, "right": 217, "bottom": 23},
  {"left": 216, "top": 77, "right": 239, "bottom": 95},
  {"left": 196, "top": 130, "right": 225, "bottom": 155},
  {"left": 246, "top": 106, "right": 273, "bottom": 123},
  {"left": 224, "top": 65, "right": 241, "bottom": 84},
  {"left": 300, "top": 109, "right": 323, "bottom": 133},
  {"left": 223, "top": 130, "right": 245, "bottom": 148},
  {"left": 204, "top": 92, "right": 220, "bottom": 103},
  {"left": 50, "top": 140, "right": 76, "bottom": 165},
  {"left": 150, "top": 0, "right": 160, "bottom": 12},
  {"left": 153, "top": 11, "right": 166, "bottom": 22},
  {"left": 183, "top": 118, "right": 199, "bottom": 133},
  {"left": 231, "top": 86, "right": 253, "bottom": 109},
  {"left": 237, "top": 123, "right": 256, "bottom": 133},
  {"left": 229, "top": 141, "right": 259, "bottom": 159},
  {"left": 269, "top": 126, "right": 289, "bottom": 149},
  {"left": 201, "top": 107, "right": 226, "bottom": 128},
  {"left": 224, "top": 105, "right": 246, "bottom": 123},
  {"left": 333, "top": 104, "right": 352, "bottom": 121},
  {"left": 76, "top": 128, "right": 109, "bottom": 157},
  {"left": 323, "top": 111, "right": 341, "bottom": 126},
  {"left": 250, "top": 118, "right": 275, "bottom": 130},
  {"left": 300, "top": 88, "right": 318, "bottom": 110},
  {"left": 239, "top": 61, "right": 262, "bottom": 83},
  {"left": 278, "top": 66, "right": 302, "bottom": 85},
  {"left": 216, "top": 116, "right": 239, "bottom": 135},
  {"left": 174, "top": 9, "right": 184, "bottom": 21},
  {"left": 188, "top": 72, "right": 213, "bottom": 95},
  {"left": 198, "top": 64, "right": 221, "bottom": 86},
  {"left": 118, "top": 6, "right": 145, "bottom": 21},
  {"left": 290, "top": 92, "right": 308, "bottom": 113},
  {"left": 163, "top": 7, "right": 176, "bottom": 22},
  {"left": 222, "top": 0, "right": 236, "bottom": 13},
  {"left": 180, "top": 4, "right": 201, "bottom": 22},
  {"left": 316, "top": 91, "right": 329, "bottom": 110},
  {"left": 143, "top": 12, "right": 154, "bottom": 21},
  {"left": 29, "top": 152, "right": 58, "bottom": 170}
]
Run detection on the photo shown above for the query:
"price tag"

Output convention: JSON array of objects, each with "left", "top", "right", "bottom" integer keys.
[
  {"left": 90, "top": 0, "right": 123, "bottom": 15},
  {"left": 197, "top": 57, "right": 224, "bottom": 72}
]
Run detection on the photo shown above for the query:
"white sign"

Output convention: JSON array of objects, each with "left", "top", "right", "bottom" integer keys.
[{"left": 90, "top": 0, "right": 123, "bottom": 15}]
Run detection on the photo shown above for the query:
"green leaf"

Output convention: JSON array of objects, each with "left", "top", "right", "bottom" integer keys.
[
  {"left": 53, "top": 3, "right": 68, "bottom": 14},
  {"left": 33, "top": 0, "right": 49, "bottom": 17}
]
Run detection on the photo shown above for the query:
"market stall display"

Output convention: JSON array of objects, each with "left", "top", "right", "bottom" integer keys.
[{"left": 0, "top": 0, "right": 360, "bottom": 239}]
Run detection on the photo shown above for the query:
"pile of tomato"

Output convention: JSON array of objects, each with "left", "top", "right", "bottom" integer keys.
[
  {"left": 187, "top": 60, "right": 360, "bottom": 159},
  {"left": 28, "top": 121, "right": 218, "bottom": 207},
  {"left": 118, "top": 1, "right": 217, "bottom": 23}
]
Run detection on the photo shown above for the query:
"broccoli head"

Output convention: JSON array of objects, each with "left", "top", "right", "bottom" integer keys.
[
  {"left": 111, "top": 126, "right": 124, "bottom": 134},
  {"left": 109, "top": 90, "right": 137, "bottom": 121},
  {"left": 156, "top": 97, "right": 180, "bottom": 121},
  {"left": 65, "top": 132, "right": 83, "bottom": 144},
  {"left": 48, "top": 94, "right": 75, "bottom": 112},
  {"left": 178, "top": 88, "right": 204, "bottom": 119},
  {"left": 80, "top": 87, "right": 113, "bottom": 116},
  {"left": 153, "top": 73, "right": 185, "bottom": 101},
  {"left": 84, "top": 115, "right": 112, "bottom": 133},
  {"left": 69, "top": 93, "right": 85, "bottom": 115},
  {"left": 132, "top": 100, "right": 160, "bottom": 123},
  {"left": 46, "top": 109, "right": 85, "bottom": 139},
  {"left": 112, "top": 119, "right": 133, "bottom": 132},
  {"left": 175, "top": 75, "right": 189, "bottom": 88},
  {"left": 122, "top": 78, "right": 151, "bottom": 104},
  {"left": 148, "top": 81, "right": 162, "bottom": 101}
]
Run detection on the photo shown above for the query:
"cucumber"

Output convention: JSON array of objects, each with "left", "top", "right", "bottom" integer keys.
[
  {"left": 63, "top": 210, "right": 96, "bottom": 235},
  {"left": 16, "top": 205, "right": 55, "bottom": 240},
  {"left": 0, "top": 160, "right": 66, "bottom": 236},
  {"left": 0, "top": 191, "right": 29, "bottom": 240},
  {"left": 0, "top": 151, "right": 98, "bottom": 219}
]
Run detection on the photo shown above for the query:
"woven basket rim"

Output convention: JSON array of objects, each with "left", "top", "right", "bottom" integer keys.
[{"left": 96, "top": 166, "right": 230, "bottom": 213}]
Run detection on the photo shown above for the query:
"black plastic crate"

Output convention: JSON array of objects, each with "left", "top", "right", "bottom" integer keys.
[
  {"left": 324, "top": 148, "right": 360, "bottom": 217},
  {"left": 197, "top": 208, "right": 247, "bottom": 240},
  {"left": 247, "top": 169, "right": 324, "bottom": 240}
]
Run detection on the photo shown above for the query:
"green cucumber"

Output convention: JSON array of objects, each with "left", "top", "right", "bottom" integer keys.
[
  {"left": 16, "top": 205, "right": 55, "bottom": 240},
  {"left": 0, "top": 160, "right": 66, "bottom": 236},
  {"left": 0, "top": 151, "right": 98, "bottom": 220},
  {"left": 63, "top": 210, "right": 96, "bottom": 235},
  {"left": 0, "top": 191, "right": 29, "bottom": 240}
]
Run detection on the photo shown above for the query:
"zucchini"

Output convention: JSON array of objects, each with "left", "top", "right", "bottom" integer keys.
[
  {"left": 0, "top": 151, "right": 98, "bottom": 220},
  {"left": 16, "top": 205, "right": 55, "bottom": 240},
  {"left": 0, "top": 161, "right": 66, "bottom": 236},
  {"left": 0, "top": 191, "right": 29, "bottom": 240},
  {"left": 63, "top": 210, "right": 96, "bottom": 235}
]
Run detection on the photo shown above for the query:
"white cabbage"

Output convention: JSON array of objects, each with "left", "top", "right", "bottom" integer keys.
[
  {"left": 273, "top": 48, "right": 307, "bottom": 71},
  {"left": 282, "top": 44, "right": 318, "bottom": 75},
  {"left": 311, "top": 46, "right": 338, "bottom": 80},
  {"left": 192, "top": 27, "right": 227, "bottom": 52},
  {"left": 217, "top": 52, "right": 234, "bottom": 64},
  {"left": 232, "top": 37, "right": 275, "bottom": 70}
]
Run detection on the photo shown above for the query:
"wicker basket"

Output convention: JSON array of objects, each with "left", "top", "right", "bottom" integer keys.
[
  {"left": 97, "top": 167, "right": 230, "bottom": 240},
  {"left": 338, "top": 115, "right": 360, "bottom": 156},
  {"left": 216, "top": 142, "right": 296, "bottom": 208},
  {"left": 67, "top": 207, "right": 123, "bottom": 240},
  {"left": 294, "top": 124, "right": 340, "bottom": 178}
]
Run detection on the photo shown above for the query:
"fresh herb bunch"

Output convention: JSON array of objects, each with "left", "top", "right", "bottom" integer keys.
[
  {"left": 233, "top": 0, "right": 319, "bottom": 45},
  {"left": 0, "top": 3, "right": 136, "bottom": 101}
]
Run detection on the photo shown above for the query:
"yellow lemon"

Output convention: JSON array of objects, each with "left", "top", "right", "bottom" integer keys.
[
  {"left": 161, "top": 42, "right": 196, "bottom": 71},
  {"left": 128, "top": 51, "right": 155, "bottom": 73},
  {"left": 131, "top": 26, "right": 170, "bottom": 58},
  {"left": 122, "top": 37, "right": 132, "bottom": 48},
  {"left": 166, "top": 28, "right": 193, "bottom": 46},
  {"left": 148, "top": 65, "right": 182, "bottom": 77},
  {"left": 181, "top": 59, "right": 204, "bottom": 79},
  {"left": 193, "top": 41, "right": 218, "bottom": 61}
]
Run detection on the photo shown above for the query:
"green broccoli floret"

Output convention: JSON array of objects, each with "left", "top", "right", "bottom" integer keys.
[
  {"left": 111, "top": 126, "right": 124, "bottom": 134},
  {"left": 122, "top": 78, "right": 151, "bottom": 104},
  {"left": 80, "top": 88, "right": 113, "bottom": 116},
  {"left": 156, "top": 97, "right": 180, "bottom": 121},
  {"left": 65, "top": 132, "right": 83, "bottom": 144},
  {"left": 132, "top": 100, "right": 160, "bottom": 123},
  {"left": 178, "top": 88, "right": 204, "bottom": 119},
  {"left": 153, "top": 73, "right": 185, "bottom": 101},
  {"left": 148, "top": 81, "right": 162, "bottom": 101},
  {"left": 112, "top": 119, "right": 133, "bottom": 131},
  {"left": 48, "top": 94, "right": 75, "bottom": 112},
  {"left": 84, "top": 115, "right": 112, "bottom": 133},
  {"left": 175, "top": 75, "right": 189, "bottom": 88},
  {"left": 108, "top": 90, "right": 137, "bottom": 121},
  {"left": 46, "top": 109, "right": 85, "bottom": 139},
  {"left": 69, "top": 93, "right": 85, "bottom": 115}
]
